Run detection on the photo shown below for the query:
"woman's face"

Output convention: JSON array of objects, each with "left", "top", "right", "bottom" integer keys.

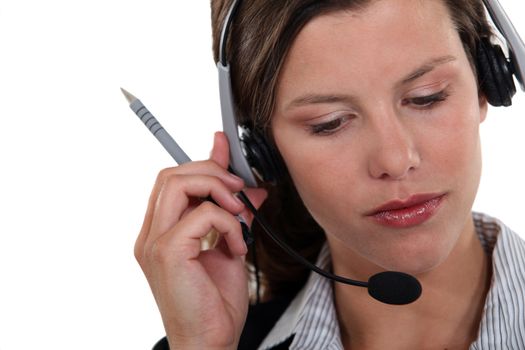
[{"left": 271, "top": 0, "right": 487, "bottom": 276}]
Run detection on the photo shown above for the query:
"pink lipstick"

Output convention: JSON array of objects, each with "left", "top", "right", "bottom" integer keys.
[{"left": 367, "top": 193, "right": 445, "bottom": 228}]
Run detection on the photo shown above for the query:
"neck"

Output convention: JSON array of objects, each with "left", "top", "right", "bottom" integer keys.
[{"left": 331, "top": 218, "right": 491, "bottom": 350}]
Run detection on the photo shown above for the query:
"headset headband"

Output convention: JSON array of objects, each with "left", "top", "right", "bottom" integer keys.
[
  {"left": 218, "top": 0, "right": 525, "bottom": 187},
  {"left": 217, "top": 0, "right": 258, "bottom": 186}
]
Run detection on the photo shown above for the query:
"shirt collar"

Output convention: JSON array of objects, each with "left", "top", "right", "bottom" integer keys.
[
  {"left": 258, "top": 244, "right": 343, "bottom": 350},
  {"left": 259, "top": 212, "right": 521, "bottom": 350},
  {"left": 470, "top": 212, "right": 525, "bottom": 349}
]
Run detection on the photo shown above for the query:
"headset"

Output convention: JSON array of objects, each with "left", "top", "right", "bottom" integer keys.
[
  {"left": 216, "top": 0, "right": 525, "bottom": 305},
  {"left": 219, "top": 0, "right": 525, "bottom": 188}
]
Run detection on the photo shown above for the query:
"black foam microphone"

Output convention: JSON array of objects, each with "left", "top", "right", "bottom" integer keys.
[{"left": 237, "top": 191, "right": 422, "bottom": 305}]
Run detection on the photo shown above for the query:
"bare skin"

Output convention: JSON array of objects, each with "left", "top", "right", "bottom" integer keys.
[
  {"left": 135, "top": 132, "right": 267, "bottom": 349},
  {"left": 271, "top": 0, "right": 491, "bottom": 348},
  {"left": 137, "top": 0, "right": 492, "bottom": 349}
]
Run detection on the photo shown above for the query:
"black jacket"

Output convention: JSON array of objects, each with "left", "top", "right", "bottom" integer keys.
[{"left": 153, "top": 295, "right": 295, "bottom": 350}]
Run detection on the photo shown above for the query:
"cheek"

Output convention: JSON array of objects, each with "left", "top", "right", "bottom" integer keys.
[
  {"left": 273, "top": 126, "right": 349, "bottom": 212},
  {"left": 428, "top": 102, "right": 483, "bottom": 184},
  {"left": 277, "top": 136, "right": 334, "bottom": 202},
  {"left": 274, "top": 130, "right": 365, "bottom": 237}
]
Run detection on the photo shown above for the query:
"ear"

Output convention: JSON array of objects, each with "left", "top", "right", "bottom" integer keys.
[{"left": 478, "top": 94, "right": 488, "bottom": 123}]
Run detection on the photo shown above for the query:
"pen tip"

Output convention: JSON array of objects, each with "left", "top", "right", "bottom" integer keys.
[{"left": 120, "top": 87, "right": 137, "bottom": 104}]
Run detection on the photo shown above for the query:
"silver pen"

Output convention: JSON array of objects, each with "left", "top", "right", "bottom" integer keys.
[
  {"left": 121, "top": 88, "right": 191, "bottom": 164},
  {"left": 121, "top": 88, "right": 253, "bottom": 245}
]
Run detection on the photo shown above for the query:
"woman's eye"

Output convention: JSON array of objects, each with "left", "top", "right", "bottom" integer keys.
[
  {"left": 309, "top": 115, "right": 351, "bottom": 135},
  {"left": 403, "top": 90, "right": 449, "bottom": 109}
]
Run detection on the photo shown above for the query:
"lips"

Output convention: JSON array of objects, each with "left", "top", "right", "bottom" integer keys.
[{"left": 367, "top": 193, "right": 446, "bottom": 228}]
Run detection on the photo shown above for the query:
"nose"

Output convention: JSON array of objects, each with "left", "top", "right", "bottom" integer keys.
[{"left": 367, "top": 115, "right": 421, "bottom": 181}]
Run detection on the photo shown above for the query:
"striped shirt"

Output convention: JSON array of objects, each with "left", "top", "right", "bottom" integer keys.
[{"left": 259, "top": 212, "right": 525, "bottom": 350}]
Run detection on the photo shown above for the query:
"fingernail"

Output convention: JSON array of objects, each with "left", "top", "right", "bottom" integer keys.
[
  {"left": 233, "top": 194, "right": 244, "bottom": 207},
  {"left": 229, "top": 172, "right": 244, "bottom": 183}
]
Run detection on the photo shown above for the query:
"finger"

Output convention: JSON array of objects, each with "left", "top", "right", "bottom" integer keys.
[
  {"left": 148, "top": 174, "right": 245, "bottom": 243},
  {"left": 136, "top": 162, "right": 244, "bottom": 263},
  {"left": 163, "top": 160, "right": 245, "bottom": 190},
  {"left": 150, "top": 201, "right": 248, "bottom": 264},
  {"left": 210, "top": 131, "right": 231, "bottom": 169}
]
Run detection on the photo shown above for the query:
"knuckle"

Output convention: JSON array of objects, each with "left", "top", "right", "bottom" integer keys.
[
  {"left": 195, "top": 202, "right": 238, "bottom": 231},
  {"left": 198, "top": 201, "right": 220, "bottom": 215},
  {"left": 156, "top": 167, "right": 177, "bottom": 183},
  {"left": 134, "top": 244, "right": 142, "bottom": 263},
  {"left": 163, "top": 174, "right": 185, "bottom": 192},
  {"left": 134, "top": 244, "right": 145, "bottom": 265},
  {"left": 134, "top": 242, "right": 149, "bottom": 269},
  {"left": 157, "top": 174, "right": 188, "bottom": 200}
]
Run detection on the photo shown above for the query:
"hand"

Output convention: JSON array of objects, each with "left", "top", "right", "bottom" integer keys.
[{"left": 134, "top": 132, "right": 267, "bottom": 349}]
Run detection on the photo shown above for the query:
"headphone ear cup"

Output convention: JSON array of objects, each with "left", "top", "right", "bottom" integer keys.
[
  {"left": 477, "top": 38, "right": 516, "bottom": 107},
  {"left": 240, "top": 127, "right": 285, "bottom": 185}
]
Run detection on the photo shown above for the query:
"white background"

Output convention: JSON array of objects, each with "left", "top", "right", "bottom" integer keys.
[{"left": 0, "top": 1, "right": 524, "bottom": 349}]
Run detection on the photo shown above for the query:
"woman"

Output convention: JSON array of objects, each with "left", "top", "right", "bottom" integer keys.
[{"left": 135, "top": 0, "right": 525, "bottom": 348}]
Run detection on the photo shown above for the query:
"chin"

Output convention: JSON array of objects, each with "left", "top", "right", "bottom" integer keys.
[
  {"left": 383, "top": 255, "right": 445, "bottom": 276},
  {"left": 368, "top": 237, "right": 453, "bottom": 276}
]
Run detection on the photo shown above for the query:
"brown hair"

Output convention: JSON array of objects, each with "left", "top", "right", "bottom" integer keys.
[{"left": 210, "top": 0, "right": 493, "bottom": 300}]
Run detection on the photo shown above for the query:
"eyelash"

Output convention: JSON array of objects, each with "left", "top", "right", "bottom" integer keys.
[
  {"left": 309, "top": 90, "right": 450, "bottom": 136},
  {"left": 309, "top": 115, "right": 353, "bottom": 136},
  {"left": 403, "top": 90, "right": 449, "bottom": 109}
]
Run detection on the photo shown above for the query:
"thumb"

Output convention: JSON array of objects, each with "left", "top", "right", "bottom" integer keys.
[{"left": 209, "top": 131, "right": 230, "bottom": 169}]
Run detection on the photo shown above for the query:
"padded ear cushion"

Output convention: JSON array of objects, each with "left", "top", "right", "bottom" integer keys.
[
  {"left": 477, "top": 38, "right": 516, "bottom": 107},
  {"left": 240, "top": 127, "right": 285, "bottom": 185}
]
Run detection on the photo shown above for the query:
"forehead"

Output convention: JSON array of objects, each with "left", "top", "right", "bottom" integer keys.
[{"left": 275, "top": 0, "right": 464, "bottom": 105}]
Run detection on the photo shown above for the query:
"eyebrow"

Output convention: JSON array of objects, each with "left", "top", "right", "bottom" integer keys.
[
  {"left": 400, "top": 55, "right": 456, "bottom": 84},
  {"left": 285, "top": 94, "right": 359, "bottom": 111},
  {"left": 285, "top": 55, "right": 457, "bottom": 111}
]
